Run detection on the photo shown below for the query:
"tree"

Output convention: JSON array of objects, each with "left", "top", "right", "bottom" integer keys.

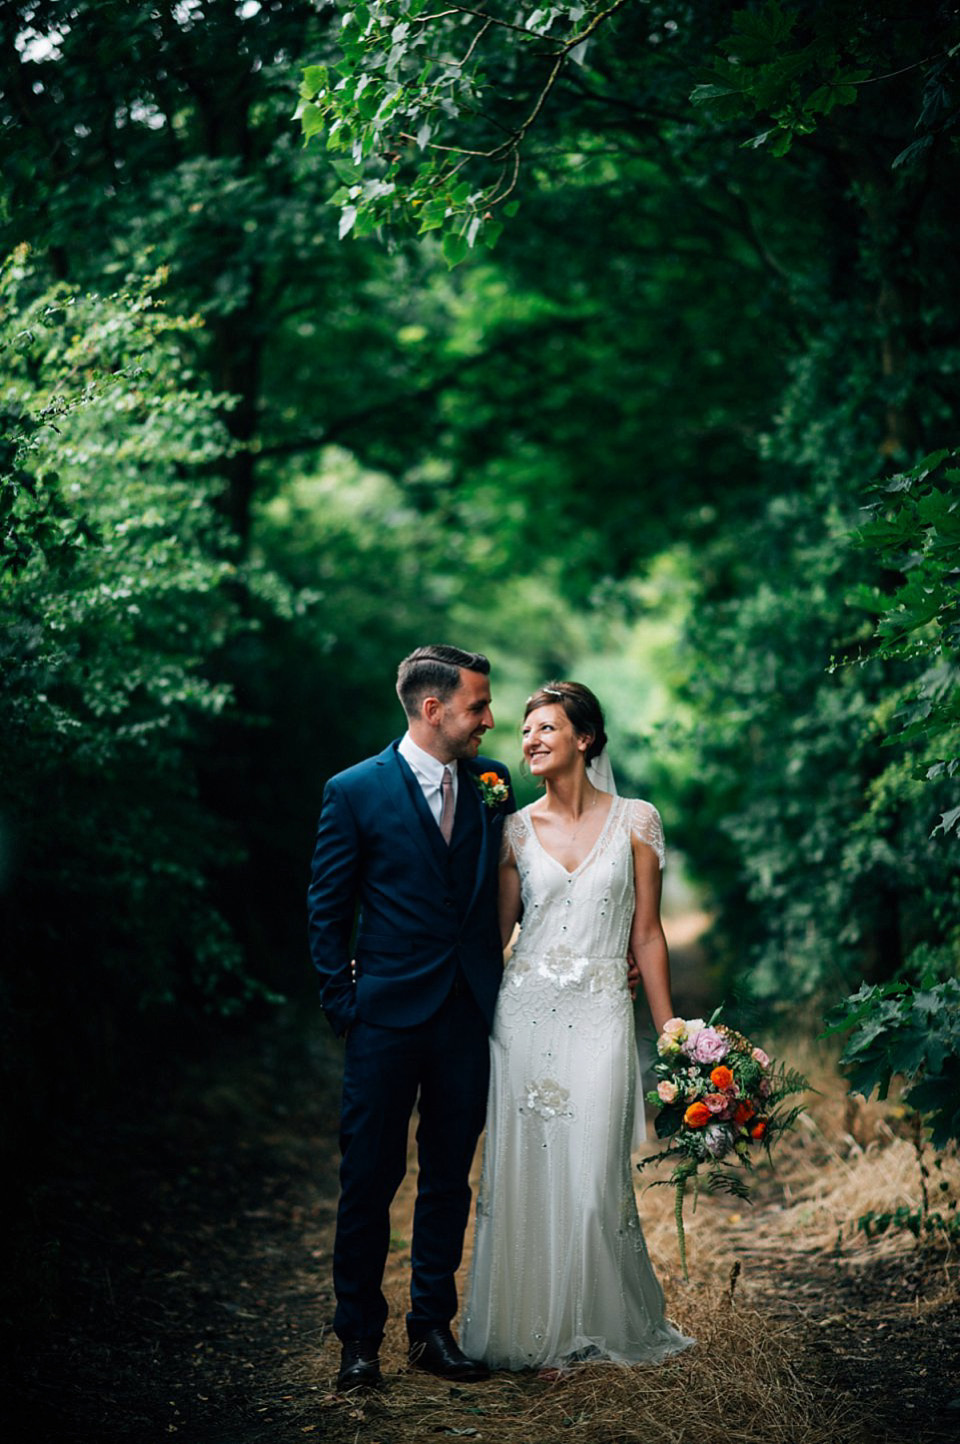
[
  {"left": 0, "top": 252, "right": 287, "bottom": 1141},
  {"left": 298, "top": 0, "right": 960, "bottom": 1002}
]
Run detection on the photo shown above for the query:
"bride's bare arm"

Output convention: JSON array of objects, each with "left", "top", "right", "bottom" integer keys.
[
  {"left": 498, "top": 847, "right": 522, "bottom": 951},
  {"left": 629, "top": 835, "right": 674, "bottom": 1034}
]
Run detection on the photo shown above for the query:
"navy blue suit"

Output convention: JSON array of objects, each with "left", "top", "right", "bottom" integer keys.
[{"left": 308, "top": 741, "right": 513, "bottom": 1342}]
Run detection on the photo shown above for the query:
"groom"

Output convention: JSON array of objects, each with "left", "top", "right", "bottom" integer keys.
[{"left": 307, "top": 644, "right": 514, "bottom": 1390}]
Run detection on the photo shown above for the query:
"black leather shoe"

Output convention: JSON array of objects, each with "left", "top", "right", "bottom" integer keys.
[
  {"left": 337, "top": 1339, "right": 383, "bottom": 1391},
  {"left": 408, "top": 1326, "right": 490, "bottom": 1382}
]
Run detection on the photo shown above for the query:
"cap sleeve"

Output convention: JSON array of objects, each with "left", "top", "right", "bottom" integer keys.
[
  {"left": 500, "top": 811, "right": 523, "bottom": 865},
  {"left": 629, "top": 799, "right": 665, "bottom": 869}
]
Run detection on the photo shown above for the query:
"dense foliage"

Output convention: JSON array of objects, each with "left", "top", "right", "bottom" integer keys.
[
  {"left": 300, "top": 0, "right": 960, "bottom": 995},
  {"left": 825, "top": 978, "right": 960, "bottom": 1148},
  {"left": 1, "top": 253, "right": 277, "bottom": 1132},
  {"left": 1, "top": 0, "right": 958, "bottom": 1158}
]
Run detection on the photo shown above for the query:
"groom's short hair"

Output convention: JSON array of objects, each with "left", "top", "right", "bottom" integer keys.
[{"left": 397, "top": 644, "right": 490, "bottom": 718}]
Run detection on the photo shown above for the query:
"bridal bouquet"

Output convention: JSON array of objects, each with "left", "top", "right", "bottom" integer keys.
[{"left": 637, "top": 1012, "right": 808, "bottom": 1279}]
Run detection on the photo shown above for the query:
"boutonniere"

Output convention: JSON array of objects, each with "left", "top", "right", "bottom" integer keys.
[{"left": 474, "top": 770, "right": 510, "bottom": 808}]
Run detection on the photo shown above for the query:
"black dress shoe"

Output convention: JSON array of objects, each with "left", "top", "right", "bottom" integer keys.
[
  {"left": 408, "top": 1326, "right": 490, "bottom": 1382},
  {"left": 337, "top": 1339, "right": 383, "bottom": 1390}
]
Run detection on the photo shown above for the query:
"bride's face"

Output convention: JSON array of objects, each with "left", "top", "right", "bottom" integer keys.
[{"left": 522, "top": 704, "right": 589, "bottom": 779}]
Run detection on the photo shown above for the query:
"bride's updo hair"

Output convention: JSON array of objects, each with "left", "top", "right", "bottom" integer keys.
[{"left": 524, "top": 681, "right": 607, "bottom": 764}]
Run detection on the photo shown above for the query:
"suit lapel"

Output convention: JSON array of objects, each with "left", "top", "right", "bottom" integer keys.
[
  {"left": 461, "top": 761, "right": 492, "bottom": 911},
  {"left": 373, "top": 745, "right": 499, "bottom": 903},
  {"left": 376, "top": 742, "right": 448, "bottom": 878}
]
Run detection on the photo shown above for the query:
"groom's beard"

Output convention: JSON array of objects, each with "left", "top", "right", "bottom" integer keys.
[{"left": 439, "top": 725, "right": 488, "bottom": 761}]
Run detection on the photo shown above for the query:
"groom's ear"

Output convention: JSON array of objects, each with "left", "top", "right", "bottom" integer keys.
[{"left": 422, "top": 695, "right": 444, "bottom": 728}]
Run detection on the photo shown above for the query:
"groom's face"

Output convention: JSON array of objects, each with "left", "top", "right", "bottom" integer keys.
[{"left": 434, "top": 667, "right": 495, "bottom": 760}]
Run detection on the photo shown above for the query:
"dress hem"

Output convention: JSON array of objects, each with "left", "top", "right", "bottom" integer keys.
[{"left": 475, "top": 1326, "right": 695, "bottom": 1373}]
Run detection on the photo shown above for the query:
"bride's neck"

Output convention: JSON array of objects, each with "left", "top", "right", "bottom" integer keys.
[{"left": 542, "top": 769, "right": 595, "bottom": 817}]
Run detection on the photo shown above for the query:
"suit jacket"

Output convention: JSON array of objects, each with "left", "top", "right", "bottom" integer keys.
[{"left": 307, "top": 741, "right": 514, "bottom": 1037}]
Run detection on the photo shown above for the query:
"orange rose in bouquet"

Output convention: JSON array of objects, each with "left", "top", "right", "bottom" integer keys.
[{"left": 683, "top": 1101, "right": 711, "bottom": 1128}]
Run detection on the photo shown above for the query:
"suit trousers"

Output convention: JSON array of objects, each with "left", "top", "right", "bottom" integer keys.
[{"left": 332, "top": 983, "right": 490, "bottom": 1342}]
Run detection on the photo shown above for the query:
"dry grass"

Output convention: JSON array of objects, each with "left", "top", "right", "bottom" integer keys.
[
  {"left": 287, "top": 1271, "right": 871, "bottom": 1443},
  {"left": 275, "top": 1028, "right": 959, "bottom": 1443},
  {"left": 775, "top": 1128, "right": 960, "bottom": 1252}
]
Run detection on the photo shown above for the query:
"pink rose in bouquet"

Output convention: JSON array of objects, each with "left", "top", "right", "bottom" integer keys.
[{"left": 688, "top": 1026, "right": 729, "bottom": 1064}]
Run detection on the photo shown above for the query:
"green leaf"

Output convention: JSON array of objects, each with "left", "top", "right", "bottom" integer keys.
[
  {"left": 910, "top": 448, "right": 951, "bottom": 479},
  {"left": 821, "top": 983, "right": 905, "bottom": 1037},
  {"left": 300, "top": 104, "right": 325, "bottom": 142},
  {"left": 803, "top": 85, "right": 836, "bottom": 115},
  {"left": 353, "top": 208, "right": 379, "bottom": 238},
  {"left": 856, "top": 514, "right": 920, "bottom": 549},
  {"left": 301, "top": 64, "right": 328, "bottom": 96},
  {"left": 356, "top": 86, "right": 382, "bottom": 121},
  {"left": 845, "top": 1057, "right": 893, "bottom": 1102},
  {"left": 330, "top": 159, "right": 363, "bottom": 184},
  {"left": 691, "top": 82, "right": 742, "bottom": 106},
  {"left": 442, "top": 231, "right": 469, "bottom": 268},
  {"left": 917, "top": 488, "right": 960, "bottom": 531},
  {"left": 482, "top": 220, "right": 503, "bottom": 250},
  {"left": 893, "top": 136, "right": 934, "bottom": 170},
  {"left": 904, "top": 1074, "right": 960, "bottom": 1149},
  {"left": 418, "top": 205, "right": 447, "bottom": 234},
  {"left": 654, "top": 1108, "right": 682, "bottom": 1140},
  {"left": 742, "top": 129, "right": 775, "bottom": 149},
  {"left": 934, "top": 804, "right": 960, "bottom": 836},
  {"left": 727, "top": 0, "right": 796, "bottom": 62}
]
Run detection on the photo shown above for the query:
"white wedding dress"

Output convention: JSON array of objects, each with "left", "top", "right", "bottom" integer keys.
[{"left": 461, "top": 796, "right": 693, "bottom": 1370}]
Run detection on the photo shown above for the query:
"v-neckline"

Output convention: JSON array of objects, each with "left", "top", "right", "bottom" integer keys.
[{"left": 525, "top": 795, "right": 619, "bottom": 878}]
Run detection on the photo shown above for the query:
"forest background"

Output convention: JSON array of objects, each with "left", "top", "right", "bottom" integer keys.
[{"left": 1, "top": 0, "right": 959, "bottom": 1431}]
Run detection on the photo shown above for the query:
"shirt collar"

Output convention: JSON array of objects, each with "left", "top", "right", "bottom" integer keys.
[{"left": 398, "top": 732, "right": 458, "bottom": 786}]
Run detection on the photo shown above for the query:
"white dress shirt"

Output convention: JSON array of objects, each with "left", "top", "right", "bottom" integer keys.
[{"left": 397, "top": 732, "right": 459, "bottom": 826}]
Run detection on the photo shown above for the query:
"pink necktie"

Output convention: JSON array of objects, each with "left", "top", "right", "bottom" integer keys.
[{"left": 439, "top": 766, "right": 455, "bottom": 844}]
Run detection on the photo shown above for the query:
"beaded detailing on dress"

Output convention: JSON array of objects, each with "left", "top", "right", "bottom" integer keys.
[
  {"left": 626, "top": 798, "right": 665, "bottom": 869},
  {"left": 462, "top": 796, "right": 693, "bottom": 1371}
]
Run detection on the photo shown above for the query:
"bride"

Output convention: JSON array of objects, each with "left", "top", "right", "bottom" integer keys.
[{"left": 461, "top": 681, "right": 693, "bottom": 1370}]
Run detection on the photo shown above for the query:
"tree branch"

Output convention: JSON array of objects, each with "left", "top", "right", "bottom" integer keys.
[
  {"left": 254, "top": 315, "right": 592, "bottom": 464},
  {"left": 419, "top": 0, "right": 636, "bottom": 165}
]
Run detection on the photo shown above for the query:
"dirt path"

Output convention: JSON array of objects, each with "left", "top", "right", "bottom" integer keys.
[{"left": 6, "top": 995, "right": 958, "bottom": 1443}]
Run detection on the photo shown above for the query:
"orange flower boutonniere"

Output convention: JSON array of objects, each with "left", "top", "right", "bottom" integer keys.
[{"left": 475, "top": 771, "right": 510, "bottom": 807}]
